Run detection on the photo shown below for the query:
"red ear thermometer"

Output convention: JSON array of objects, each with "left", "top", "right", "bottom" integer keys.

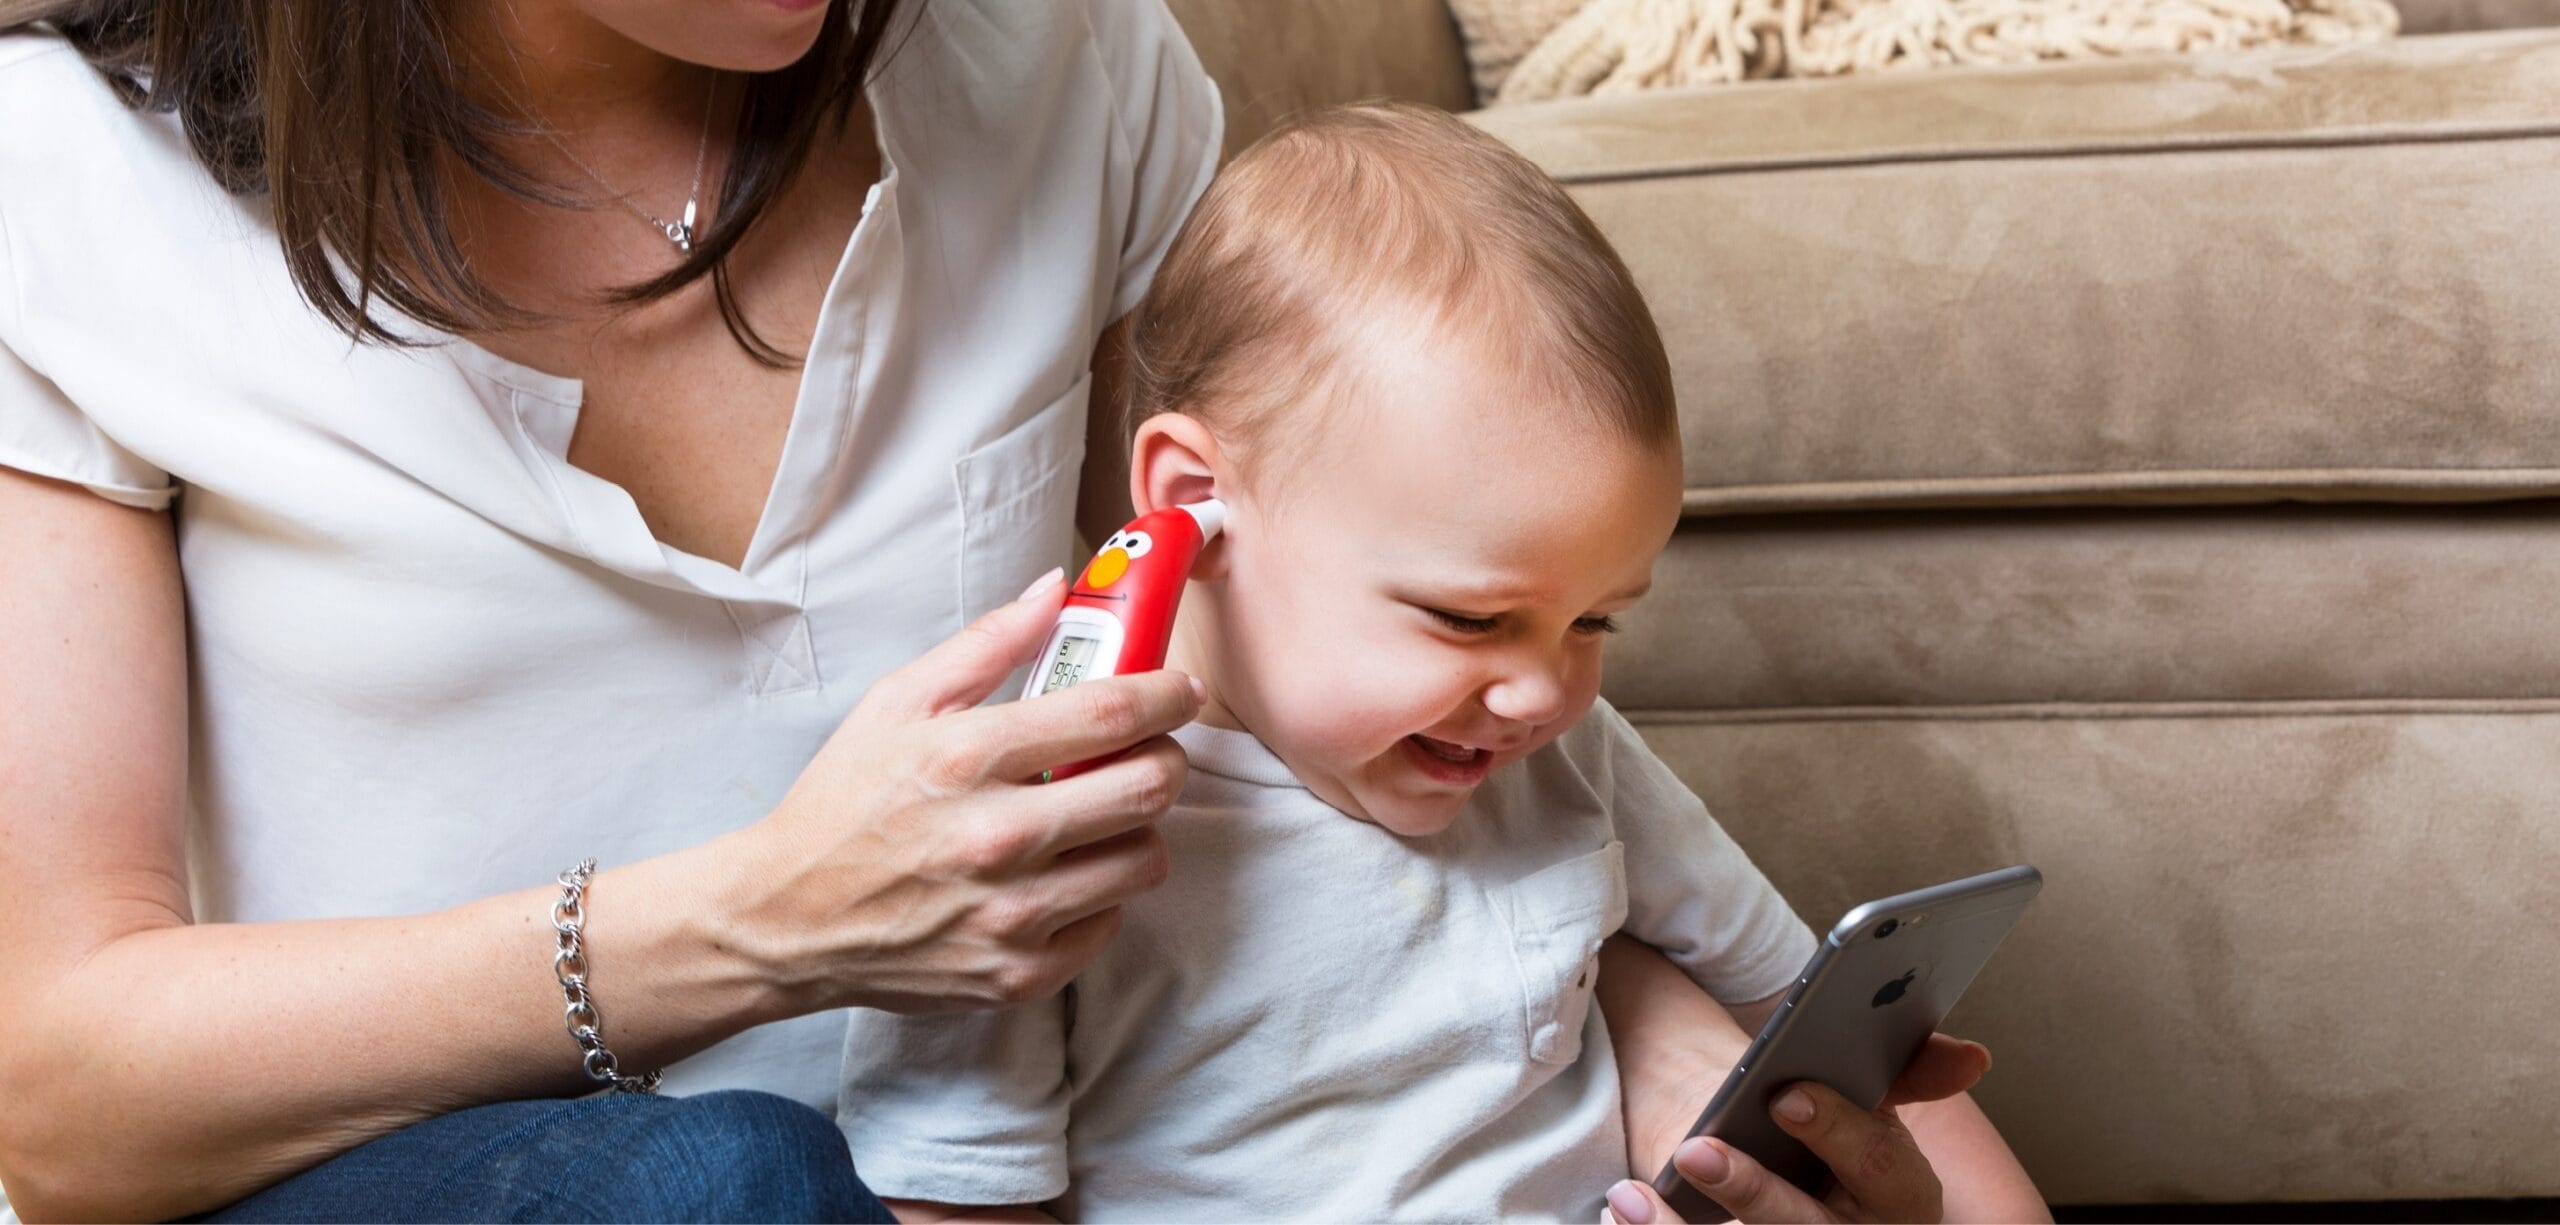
[{"left": 1020, "top": 498, "right": 1226, "bottom": 782}]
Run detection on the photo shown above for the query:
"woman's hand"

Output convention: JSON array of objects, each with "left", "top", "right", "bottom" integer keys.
[
  {"left": 1604, "top": 1034, "right": 1995, "bottom": 1225},
  {"left": 721, "top": 567, "right": 1203, "bottom": 1015},
  {"left": 1600, "top": 937, "right": 2041, "bottom": 1224}
]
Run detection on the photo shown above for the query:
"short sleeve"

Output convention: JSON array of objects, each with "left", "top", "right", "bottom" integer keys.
[
  {"left": 1589, "top": 701, "right": 1818, "bottom": 1004},
  {"left": 1088, "top": 0, "right": 1224, "bottom": 323},
  {"left": 0, "top": 205, "right": 176, "bottom": 510},
  {"left": 837, "top": 995, "right": 1072, "bottom": 1207}
]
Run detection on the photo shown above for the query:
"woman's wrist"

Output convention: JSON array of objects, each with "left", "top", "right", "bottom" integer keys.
[
  {"left": 551, "top": 860, "right": 663, "bottom": 1092},
  {"left": 565, "top": 831, "right": 809, "bottom": 1065},
  {"left": 1902, "top": 1093, "right": 2053, "bottom": 1223}
]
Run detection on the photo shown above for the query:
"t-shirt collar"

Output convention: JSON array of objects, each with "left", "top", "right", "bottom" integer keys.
[{"left": 1171, "top": 720, "right": 1305, "bottom": 790}]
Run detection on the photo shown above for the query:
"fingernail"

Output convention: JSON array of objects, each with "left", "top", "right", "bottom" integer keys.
[
  {"left": 1187, "top": 674, "right": 1208, "bottom": 705},
  {"left": 1604, "top": 1181, "right": 1656, "bottom": 1225},
  {"left": 1775, "top": 1088, "right": 1816, "bottom": 1123},
  {"left": 1016, "top": 567, "right": 1065, "bottom": 601},
  {"left": 1675, "top": 1137, "right": 1729, "bottom": 1183}
]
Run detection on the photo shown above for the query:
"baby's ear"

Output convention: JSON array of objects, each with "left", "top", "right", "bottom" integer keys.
[{"left": 1128, "top": 411, "right": 1226, "bottom": 519}]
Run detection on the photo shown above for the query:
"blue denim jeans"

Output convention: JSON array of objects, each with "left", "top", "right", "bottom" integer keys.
[{"left": 191, "top": 1090, "right": 893, "bottom": 1223}]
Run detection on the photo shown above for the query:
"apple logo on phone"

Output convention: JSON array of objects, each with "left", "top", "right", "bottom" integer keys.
[{"left": 1871, "top": 969, "right": 1917, "bottom": 1008}]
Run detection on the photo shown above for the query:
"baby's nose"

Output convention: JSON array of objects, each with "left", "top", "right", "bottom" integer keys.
[{"left": 1481, "top": 660, "right": 1571, "bottom": 727}]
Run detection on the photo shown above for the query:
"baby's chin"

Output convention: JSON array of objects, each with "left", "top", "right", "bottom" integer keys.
[
  {"left": 1365, "top": 798, "right": 1470, "bottom": 838},
  {"left": 1282, "top": 735, "right": 1490, "bottom": 836},
  {"left": 1336, "top": 767, "right": 1479, "bottom": 838}
]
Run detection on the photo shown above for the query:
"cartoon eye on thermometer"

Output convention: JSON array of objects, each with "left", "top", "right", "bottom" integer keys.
[{"left": 1019, "top": 499, "right": 1227, "bottom": 782}]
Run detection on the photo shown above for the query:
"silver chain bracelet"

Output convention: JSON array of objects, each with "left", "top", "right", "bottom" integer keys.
[{"left": 552, "top": 860, "right": 662, "bottom": 1093}]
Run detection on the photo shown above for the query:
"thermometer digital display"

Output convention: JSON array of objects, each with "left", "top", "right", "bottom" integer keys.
[
  {"left": 1020, "top": 498, "right": 1226, "bottom": 782},
  {"left": 1040, "top": 635, "right": 1102, "bottom": 694}
]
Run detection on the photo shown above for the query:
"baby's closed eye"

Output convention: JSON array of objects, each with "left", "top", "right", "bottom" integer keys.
[{"left": 1421, "top": 607, "right": 1620, "bottom": 635}]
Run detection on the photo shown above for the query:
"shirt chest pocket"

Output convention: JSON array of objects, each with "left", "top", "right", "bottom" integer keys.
[
  {"left": 1494, "top": 841, "right": 1631, "bottom": 1066},
  {"left": 951, "top": 372, "right": 1092, "bottom": 626}
]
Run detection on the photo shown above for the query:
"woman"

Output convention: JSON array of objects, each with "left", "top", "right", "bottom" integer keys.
[{"left": 0, "top": 1, "right": 2016, "bottom": 1220}]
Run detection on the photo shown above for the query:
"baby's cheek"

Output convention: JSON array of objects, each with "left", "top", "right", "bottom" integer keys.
[
  {"left": 1560, "top": 668, "right": 1607, "bottom": 732},
  {"left": 1236, "top": 647, "right": 1388, "bottom": 762},
  {"left": 1337, "top": 654, "right": 1457, "bottom": 738},
  {"left": 1291, "top": 691, "right": 1409, "bottom": 764},
  {"left": 1274, "top": 674, "right": 1428, "bottom": 800}
]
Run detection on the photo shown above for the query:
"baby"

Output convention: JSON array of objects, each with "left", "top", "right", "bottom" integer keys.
[{"left": 843, "top": 102, "right": 1818, "bottom": 1221}]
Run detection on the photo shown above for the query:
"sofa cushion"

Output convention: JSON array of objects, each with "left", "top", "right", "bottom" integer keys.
[
  {"left": 2396, "top": 0, "right": 2560, "bottom": 34},
  {"left": 1636, "top": 706, "right": 2560, "bottom": 1204},
  {"left": 1612, "top": 503, "right": 2560, "bottom": 712},
  {"left": 1471, "top": 30, "right": 2560, "bottom": 514}
]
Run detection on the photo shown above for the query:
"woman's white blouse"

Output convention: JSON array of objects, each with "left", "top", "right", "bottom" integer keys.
[{"left": 0, "top": 1, "right": 1221, "bottom": 1109}]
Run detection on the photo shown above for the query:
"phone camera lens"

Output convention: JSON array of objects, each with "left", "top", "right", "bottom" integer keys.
[{"left": 1875, "top": 919, "right": 1900, "bottom": 939}]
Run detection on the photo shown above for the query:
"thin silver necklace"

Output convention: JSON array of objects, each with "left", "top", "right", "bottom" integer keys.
[{"left": 541, "top": 71, "right": 718, "bottom": 253}]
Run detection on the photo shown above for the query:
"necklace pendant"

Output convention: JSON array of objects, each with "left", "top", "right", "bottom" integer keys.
[{"left": 668, "top": 197, "right": 699, "bottom": 254}]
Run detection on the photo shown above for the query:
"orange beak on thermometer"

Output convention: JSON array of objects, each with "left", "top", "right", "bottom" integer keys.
[{"left": 1020, "top": 498, "right": 1226, "bottom": 782}]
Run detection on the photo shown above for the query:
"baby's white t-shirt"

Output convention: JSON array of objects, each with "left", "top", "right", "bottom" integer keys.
[{"left": 838, "top": 698, "right": 1817, "bottom": 1222}]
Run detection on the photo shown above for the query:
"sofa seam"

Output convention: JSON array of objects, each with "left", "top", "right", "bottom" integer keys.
[
  {"left": 1680, "top": 467, "right": 2560, "bottom": 516},
  {"left": 1547, "top": 121, "right": 2560, "bottom": 187},
  {"left": 1626, "top": 698, "right": 2560, "bottom": 725}
]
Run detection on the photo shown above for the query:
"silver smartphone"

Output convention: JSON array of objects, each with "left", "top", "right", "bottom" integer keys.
[{"left": 1650, "top": 864, "right": 2043, "bottom": 1222}]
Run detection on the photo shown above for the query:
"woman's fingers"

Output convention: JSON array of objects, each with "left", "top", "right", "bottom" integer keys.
[
  {"left": 904, "top": 734, "right": 1186, "bottom": 883},
  {"left": 1029, "top": 824, "right": 1174, "bottom": 936},
  {"left": 1877, "top": 1032, "right": 1991, "bottom": 1110},
  {"left": 1038, "top": 904, "right": 1128, "bottom": 993},
  {"left": 1007, "top": 735, "right": 1192, "bottom": 856},
  {"left": 1663, "top": 1136, "right": 1836, "bottom": 1224},
  {"left": 1640, "top": 1081, "right": 1949, "bottom": 1225},
  {"left": 971, "top": 672, "right": 1204, "bottom": 784},
  {"left": 1767, "top": 1082, "right": 1943, "bottom": 1224},
  {"left": 1601, "top": 1176, "right": 1690, "bottom": 1225}
]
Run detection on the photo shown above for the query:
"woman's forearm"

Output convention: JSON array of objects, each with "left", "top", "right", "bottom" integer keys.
[
  {"left": 1, "top": 472, "right": 1199, "bottom": 1221},
  {"left": 0, "top": 834, "right": 788, "bottom": 1223},
  {"left": 1902, "top": 1092, "right": 2052, "bottom": 1223},
  {"left": 1599, "top": 934, "right": 1757, "bottom": 1176}
]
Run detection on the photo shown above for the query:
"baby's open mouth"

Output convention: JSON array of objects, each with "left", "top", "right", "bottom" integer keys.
[
  {"left": 1407, "top": 734, "right": 1487, "bottom": 764},
  {"left": 1400, "top": 734, "right": 1495, "bottom": 788}
]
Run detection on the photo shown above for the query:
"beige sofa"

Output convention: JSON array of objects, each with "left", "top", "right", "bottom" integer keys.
[{"left": 1167, "top": 0, "right": 2560, "bottom": 1212}]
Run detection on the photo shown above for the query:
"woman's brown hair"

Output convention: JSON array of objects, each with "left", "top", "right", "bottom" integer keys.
[{"left": 9, "top": 0, "right": 911, "bottom": 365}]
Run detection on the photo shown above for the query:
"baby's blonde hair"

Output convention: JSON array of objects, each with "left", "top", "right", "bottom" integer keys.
[{"left": 1125, "top": 101, "right": 1677, "bottom": 484}]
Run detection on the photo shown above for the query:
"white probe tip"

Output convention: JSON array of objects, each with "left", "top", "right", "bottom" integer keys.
[{"left": 1178, "top": 498, "right": 1227, "bottom": 541}]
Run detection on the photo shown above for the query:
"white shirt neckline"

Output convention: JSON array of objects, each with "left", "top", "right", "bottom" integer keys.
[
  {"left": 436, "top": 102, "right": 907, "bottom": 604},
  {"left": 1172, "top": 719, "right": 1314, "bottom": 790}
]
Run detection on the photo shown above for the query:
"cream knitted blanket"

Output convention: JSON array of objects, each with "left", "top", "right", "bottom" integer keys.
[{"left": 1458, "top": 0, "right": 2400, "bottom": 104}]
